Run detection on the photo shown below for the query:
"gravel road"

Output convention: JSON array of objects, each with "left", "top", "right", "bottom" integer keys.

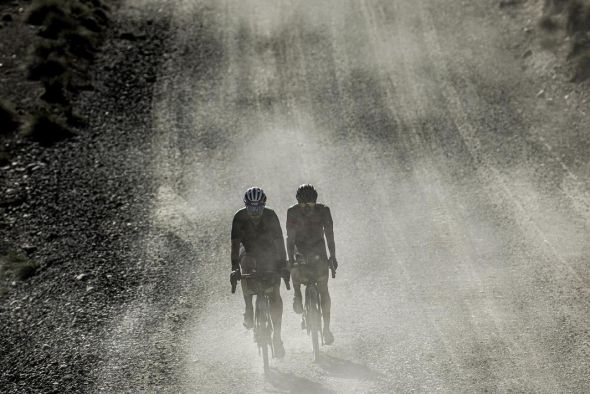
[{"left": 55, "top": 0, "right": 590, "bottom": 392}]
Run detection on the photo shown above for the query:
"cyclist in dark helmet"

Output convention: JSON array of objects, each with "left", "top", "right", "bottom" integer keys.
[
  {"left": 231, "top": 187, "right": 290, "bottom": 358},
  {"left": 286, "top": 184, "right": 338, "bottom": 345}
]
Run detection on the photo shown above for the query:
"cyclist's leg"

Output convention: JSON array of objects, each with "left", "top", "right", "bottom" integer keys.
[
  {"left": 241, "top": 280, "right": 254, "bottom": 329},
  {"left": 291, "top": 267, "right": 303, "bottom": 314},
  {"left": 317, "top": 276, "right": 331, "bottom": 329},
  {"left": 269, "top": 283, "right": 283, "bottom": 335},
  {"left": 269, "top": 282, "right": 285, "bottom": 357},
  {"left": 316, "top": 263, "right": 334, "bottom": 344},
  {"left": 240, "top": 253, "right": 256, "bottom": 329}
]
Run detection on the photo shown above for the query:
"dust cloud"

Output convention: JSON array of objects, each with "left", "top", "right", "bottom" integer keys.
[{"left": 99, "top": 0, "right": 590, "bottom": 392}]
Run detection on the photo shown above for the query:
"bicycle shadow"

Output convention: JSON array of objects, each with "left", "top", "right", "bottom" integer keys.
[
  {"left": 317, "top": 355, "right": 383, "bottom": 381},
  {"left": 266, "top": 369, "right": 335, "bottom": 394}
]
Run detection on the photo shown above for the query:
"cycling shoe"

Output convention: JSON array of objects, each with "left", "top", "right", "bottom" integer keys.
[
  {"left": 273, "top": 337, "right": 285, "bottom": 358},
  {"left": 243, "top": 312, "right": 254, "bottom": 330}
]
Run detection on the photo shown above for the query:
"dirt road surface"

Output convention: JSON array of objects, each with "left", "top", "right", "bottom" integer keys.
[{"left": 95, "top": 0, "right": 590, "bottom": 392}]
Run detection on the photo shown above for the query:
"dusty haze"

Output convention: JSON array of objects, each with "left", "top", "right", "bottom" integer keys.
[{"left": 93, "top": 0, "right": 590, "bottom": 392}]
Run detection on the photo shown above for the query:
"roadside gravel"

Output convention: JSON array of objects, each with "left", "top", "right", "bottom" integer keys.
[{"left": 0, "top": 3, "right": 174, "bottom": 392}]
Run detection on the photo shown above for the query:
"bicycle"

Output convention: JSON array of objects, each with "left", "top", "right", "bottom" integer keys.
[
  {"left": 291, "top": 254, "right": 336, "bottom": 362},
  {"left": 231, "top": 271, "right": 281, "bottom": 372}
]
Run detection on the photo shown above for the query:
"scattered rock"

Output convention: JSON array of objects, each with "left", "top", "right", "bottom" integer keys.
[
  {"left": 22, "top": 244, "right": 37, "bottom": 253},
  {"left": 119, "top": 32, "right": 138, "bottom": 41},
  {"left": 0, "top": 194, "right": 25, "bottom": 208},
  {"left": 75, "top": 273, "right": 89, "bottom": 281},
  {"left": 536, "top": 89, "right": 546, "bottom": 98}
]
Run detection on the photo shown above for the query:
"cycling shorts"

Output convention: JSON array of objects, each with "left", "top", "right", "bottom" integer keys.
[
  {"left": 290, "top": 254, "right": 329, "bottom": 286},
  {"left": 240, "top": 253, "right": 280, "bottom": 296}
]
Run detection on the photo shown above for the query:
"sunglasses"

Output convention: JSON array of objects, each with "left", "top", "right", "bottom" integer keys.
[{"left": 299, "top": 202, "right": 316, "bottom": 208}]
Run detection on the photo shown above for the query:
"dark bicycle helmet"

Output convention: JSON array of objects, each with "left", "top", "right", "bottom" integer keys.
[{"left": 296, "top": 184, "right": 318, "bottom": 203}]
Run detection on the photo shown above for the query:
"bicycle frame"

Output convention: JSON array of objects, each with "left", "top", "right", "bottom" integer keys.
[
  {"left": 237, "top": 272, "right": 278, "bottom": 372},
  {"left": 291, "top": 257, "right": 324, "bottom": 361}
]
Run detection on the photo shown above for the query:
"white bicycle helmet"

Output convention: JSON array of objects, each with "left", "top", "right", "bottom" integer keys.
[{"left": 243, "top": 187, "right": 266, "bottom": 216}]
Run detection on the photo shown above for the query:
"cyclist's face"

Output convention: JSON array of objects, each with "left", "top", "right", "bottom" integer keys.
[
  {"left": 299, "top": 202, "right": 316, "bottom": 214},
  {"left": 246, "top": 203, "right": 265, "bottom": 219}
]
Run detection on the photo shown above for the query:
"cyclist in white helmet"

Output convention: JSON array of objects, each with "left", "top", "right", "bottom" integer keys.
[{"left": 230, "top": 187, "right": 290, "bottom": 358}]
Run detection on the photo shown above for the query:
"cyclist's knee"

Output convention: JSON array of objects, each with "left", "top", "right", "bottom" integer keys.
[{"left": 317, "top": 280, "right": 329, "bottom": 296}]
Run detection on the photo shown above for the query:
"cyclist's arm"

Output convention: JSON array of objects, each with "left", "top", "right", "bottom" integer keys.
[
  {"left": 285, "top": 209, "right": 296, "bottom": 262},
  {"left": 230, "top": 215, "right": 241, "bottom": 271},
  {"left": 323, "top": 206, "right": 336, "bottom": 259},
  {"left": 270, "top": 211, "right": 287, "bottom": 263}
]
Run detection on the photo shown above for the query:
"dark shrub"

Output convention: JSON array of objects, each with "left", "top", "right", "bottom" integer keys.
[
  {"left": 0, "top": 252, "right": 39, "bottom": 281},
  {"left": 70, "top": 2, "right": 91, "bottom": 17},
  {"left": 566, "top": 1, "right": 590, "bottom": 35},
  {"left": 65, "top": 30, "right": 98, "bottom": 59},
  {"left": 0, "top": 101, "right": 20, "bottom": 135},
  {"left": 38, "top": 13, "right": 77, "bottom": 39},
  {"left": 80, "top": 16, "right": 101, "bottom": 32},
  {"left": 27, "top": 57, "right": 67, "bottom": 81},
  {"left": 572, "top": 51, "right": 590, "bottom": 80},
  {"left": 33, "top": 40, "right": 68, "bottom": 59},
  {"left": 568, "top": 33, "right": 590, "bottom": 57},
  {"left": 26, "top": 0, "right": 66, "bottom": 26},
  {"left": 539, "top": 14, "right": 560, "bottom": 30},
  {"left": 25, "top": 107, "right": 75, "bottom": 146},
  {"left": 544, "top": 0, "right": 573, "bottom": 12},
  {"left": 93, "top": 8, "right": 108, "bottom": 25},
  {"left": 41, "top": 78, "right": 69, "bottom": 104}
]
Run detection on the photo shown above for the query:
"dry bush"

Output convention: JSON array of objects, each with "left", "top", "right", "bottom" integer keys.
[
  {"left": 24, "top": 107, "right": 75, "bottom": 146},
  {"left": 0, "top": 252, "right": 39, "bottom": 281},
  {"left": 25, "top": 0, "right": 66, "bottom": 26},
  {"left": 541, "top": 0, "right": 590, "bottom": 81},
  {"left": 0, "top": 101, "right": 20, "bottom": 136},
  {"left": 24, "top": 0, "right": 112, "bottom": 122},
  {"left": 27, "top": 56, "right": 68, "bottom": 81},
  {"left": 566, "top": 0, "right": 590, "bottom": 34}
]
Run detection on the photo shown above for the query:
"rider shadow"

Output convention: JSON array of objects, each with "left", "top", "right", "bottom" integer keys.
[
  {"left": 317, "top": 355, "right": 383, "bottom": 381},
  {"left": 266, "top": 369, "right": 335, "bottom": 394}
]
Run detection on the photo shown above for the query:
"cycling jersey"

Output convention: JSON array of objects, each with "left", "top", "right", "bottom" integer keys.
[
  {"left": 286, "top": 203, "right": 335, "bottom": 261},
  {"left": 231, "top": 207, "right": 286, "bottom": 272}
]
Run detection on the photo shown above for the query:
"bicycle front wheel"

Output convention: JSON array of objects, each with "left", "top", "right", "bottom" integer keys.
[
  {"left": 305, "top": 284, "right": 322, "bottom": 362},
  {"left": 255, "top": 294, "right": 273, "bottom": 373},
  {"left": 261, "top": 342, "right": 270, "bottom": 372},
  {"left": 311, "top": 328, "right": 320, "bottom": 362}
]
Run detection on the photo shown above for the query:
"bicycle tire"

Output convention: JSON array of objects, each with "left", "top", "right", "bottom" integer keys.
[
  {"left": 305, "top": 284, "right": 322, "bottom": 361},
  {"left": 255, "top": 294, "right": 273, "bottom": 372},
  {"left": 311, "top": 327, "right": 320, "bottom": 362},
  {"left": 262, "top": 342, "right": 270, "bottom": 372}
]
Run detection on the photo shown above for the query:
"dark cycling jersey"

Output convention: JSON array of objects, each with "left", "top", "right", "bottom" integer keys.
[
  {"left": 286, "top": 203, "right": 335, "bottom": 261},
  {"left": 231, "top": 207, "right": 286, "bottom": 272}
]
